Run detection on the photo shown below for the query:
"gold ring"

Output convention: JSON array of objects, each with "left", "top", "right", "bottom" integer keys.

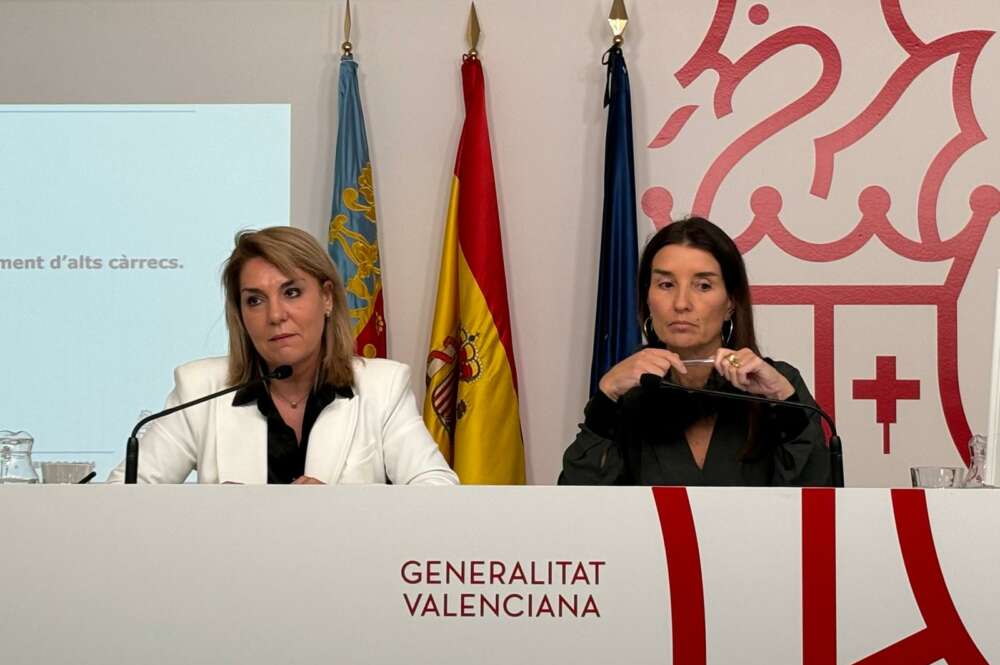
[{"left": 726, "top": 353, "right": 741, "bottom": 368}]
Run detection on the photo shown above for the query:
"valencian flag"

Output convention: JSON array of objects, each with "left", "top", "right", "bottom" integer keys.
[
  {"left": 422, "top": 56, "right": 526, "bottom": 484},
  {"left": 589, "top": 44, "right": 640, "bottom": 395},
  {"left": 329, "top": 52, "right": 387, "bottom": 358}
]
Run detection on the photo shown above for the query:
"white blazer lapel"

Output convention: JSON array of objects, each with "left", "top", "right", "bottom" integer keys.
[
  {"left": 304, "top": 395, "right": 360, "bottom": 483},
  {"left": 215, "top": 402, "right": 268, "bottom": 484}
]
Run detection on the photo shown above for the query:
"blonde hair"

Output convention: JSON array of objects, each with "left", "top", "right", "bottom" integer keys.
[{"left": 221, "top": 227, "right": 355, "bottom": 388}]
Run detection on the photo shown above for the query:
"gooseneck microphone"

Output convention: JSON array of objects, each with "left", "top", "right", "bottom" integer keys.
[
  {"left": 124, "top": 365, "right": 293, "bottom": 484},
  {"left": 639, "top": 373, "right": 844, "bottom": 488}
]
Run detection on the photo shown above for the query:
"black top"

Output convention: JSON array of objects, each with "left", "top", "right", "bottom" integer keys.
[
  {"left": 232, "top": 381, "right": 354, "bottom": 484},
  {"left": 559, "top": 360, "right": 832, "bottom": 487}
]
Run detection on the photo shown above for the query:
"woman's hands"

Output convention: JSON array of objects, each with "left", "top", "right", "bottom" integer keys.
[
  {"left": 292, "top": 475, "right": 325, "bottom": 484},
  {"left": 597, "top": 346, "right": 796, "bottom": 402},
  {"left": 713, "top": 347, "right": 794, "bottom": 400},
  {"left": 598, "top": 348, "right": 688, "bottom": 402}
]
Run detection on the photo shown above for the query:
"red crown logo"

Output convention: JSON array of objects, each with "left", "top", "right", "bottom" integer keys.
[{"left": 639, "top": 0, "right": 1000, "bottom": 461}]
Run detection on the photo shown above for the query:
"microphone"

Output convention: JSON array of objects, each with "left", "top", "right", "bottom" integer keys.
[
  {"left": 124, "top": 364, "right": 293, "bottom": 484},
  {"left": 639, "top": 373, "right": 844, "bottom": 488}
]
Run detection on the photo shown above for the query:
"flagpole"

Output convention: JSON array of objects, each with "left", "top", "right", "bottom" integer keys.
[
  {"left": 608, "top": 0, "right": 628, "bottom": 45},
  {"left": 342, "top": 0, "right": 352, "bottom": 56},
  {"left": 466, "top": 2, "right": 480, "bottom": 60}
]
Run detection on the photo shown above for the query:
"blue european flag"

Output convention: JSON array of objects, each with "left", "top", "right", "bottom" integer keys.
[{"left": 590, "top": 46, "right": 640, "bottom": 395}]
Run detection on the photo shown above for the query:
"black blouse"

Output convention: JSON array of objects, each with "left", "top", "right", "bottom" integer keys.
[
  {"left": 559, "top": 360, "right": 832, "bottom": 487},
  {"left": 232, "top": 381, "right": 354, "bottom": 484}
]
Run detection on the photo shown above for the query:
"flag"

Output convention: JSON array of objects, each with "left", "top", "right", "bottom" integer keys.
[
  {"left": 422, "top": 57, "right": 525, "bottom": 484},
  {"left": 329, "top": 53, "right": 386, "bottom": 358},
  {"left": 589, "top": 45, "right": 640, "bottom": 394}
]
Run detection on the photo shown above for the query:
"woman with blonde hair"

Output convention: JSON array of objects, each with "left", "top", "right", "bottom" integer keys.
[{"left": 108, "top": 226, "right": 458, "bottom": 485}]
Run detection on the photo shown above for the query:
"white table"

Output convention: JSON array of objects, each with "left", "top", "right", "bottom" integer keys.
[{"left": 1, "top": 485, "right": 995, "bottom": 664}]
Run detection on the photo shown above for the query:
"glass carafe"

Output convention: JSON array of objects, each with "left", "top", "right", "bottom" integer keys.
[
  {"left": 0, "top": 431, "right": 40, "bottom": 484},
  {"left": 964, "top": 434, "right": 987, "bottom": 488}
]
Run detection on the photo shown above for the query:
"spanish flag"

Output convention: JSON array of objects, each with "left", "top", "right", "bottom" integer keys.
[{"left": 422, "top": 57, "right": 525, "bottom": 485}]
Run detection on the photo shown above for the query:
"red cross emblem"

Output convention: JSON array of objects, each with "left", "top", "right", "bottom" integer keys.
[{"left": 852, "top": 356, "right": 921, "bottom": 454}]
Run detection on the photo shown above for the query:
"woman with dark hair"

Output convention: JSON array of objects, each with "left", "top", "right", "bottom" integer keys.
[
  {"left": 560, "top": 217, "right": 830, "bottom": 486},
  {"left": 108, "top": 227, "right": 458, "bottom": 485}
]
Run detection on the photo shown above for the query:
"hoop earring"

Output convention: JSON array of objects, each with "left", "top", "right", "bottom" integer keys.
[
  {"left": 722, "top": 318, "right": 734, "bottom": 346},
  {"left": 643, "top": 316, "right": 660, "bottom": 345}
]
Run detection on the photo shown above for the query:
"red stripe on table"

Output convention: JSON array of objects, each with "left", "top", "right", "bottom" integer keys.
[
  {"left": 652, "top": 487, "right": 706, "bottom": 665},
  {"left": 802, "top": 488, "right": 837, "bottom": 664},
  {"left": 855, "top": 489, "right": 986, "bottom": 664}
]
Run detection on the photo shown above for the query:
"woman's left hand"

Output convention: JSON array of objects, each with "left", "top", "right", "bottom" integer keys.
[{"left": 714, "top": 348, "right": 795, "bottom": 400}]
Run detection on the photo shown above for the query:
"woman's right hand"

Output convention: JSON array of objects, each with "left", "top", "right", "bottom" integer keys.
[{"left": 598, "top": 348, "right": 687, "bottom": 402}]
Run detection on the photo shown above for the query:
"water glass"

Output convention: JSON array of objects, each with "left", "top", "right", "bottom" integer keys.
[
  {"left": 910, "top": 466, "right": 965, "bottom": 488},
  {"left": 39, "top": 461, "right": 95, "bottom": 484}
]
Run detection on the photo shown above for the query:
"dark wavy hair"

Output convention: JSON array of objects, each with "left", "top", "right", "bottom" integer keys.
[
  {"left": 635, "top": 217, "right": 767, "bottom": 460},
  {"left": 637, "top": 216, "right": 759, "bottom": 355}
]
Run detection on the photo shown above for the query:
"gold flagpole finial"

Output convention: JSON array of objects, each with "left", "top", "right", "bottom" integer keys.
[
  {"left": 341, "top": 0, "right": 353, "bottom": 55},
  {"left": 608, "top": 0, "right": 628, "bottom": 46},
  {"left": 466, "top": 2, "right": 481, "bottom": 59}
]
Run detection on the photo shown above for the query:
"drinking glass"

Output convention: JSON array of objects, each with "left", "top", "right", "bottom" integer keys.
[
  {"left": 910, "top": 466, "right": 965, "bottom": 488},
  {"left": 39, "top": 461, "right": 96, "bottom": 484}
]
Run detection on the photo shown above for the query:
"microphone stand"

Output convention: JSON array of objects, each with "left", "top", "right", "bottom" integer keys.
[
  {"left": 124, "top": 365, "right": 292, "bottom": 484},
  {"left": 641, "top": 374, "right": 844, "bottom": 488}
]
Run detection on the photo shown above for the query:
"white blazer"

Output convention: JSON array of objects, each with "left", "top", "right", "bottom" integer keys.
[{"left": 107, "top": 356, "right": 459, "bottom": 485}]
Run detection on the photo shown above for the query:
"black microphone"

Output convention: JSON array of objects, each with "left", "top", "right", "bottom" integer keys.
[
  {"left": 639, "top": 373, "right": 844, "bottom": 487},
  {"left": 124, "top": 364, "right": 293, "bottom": 484}
]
